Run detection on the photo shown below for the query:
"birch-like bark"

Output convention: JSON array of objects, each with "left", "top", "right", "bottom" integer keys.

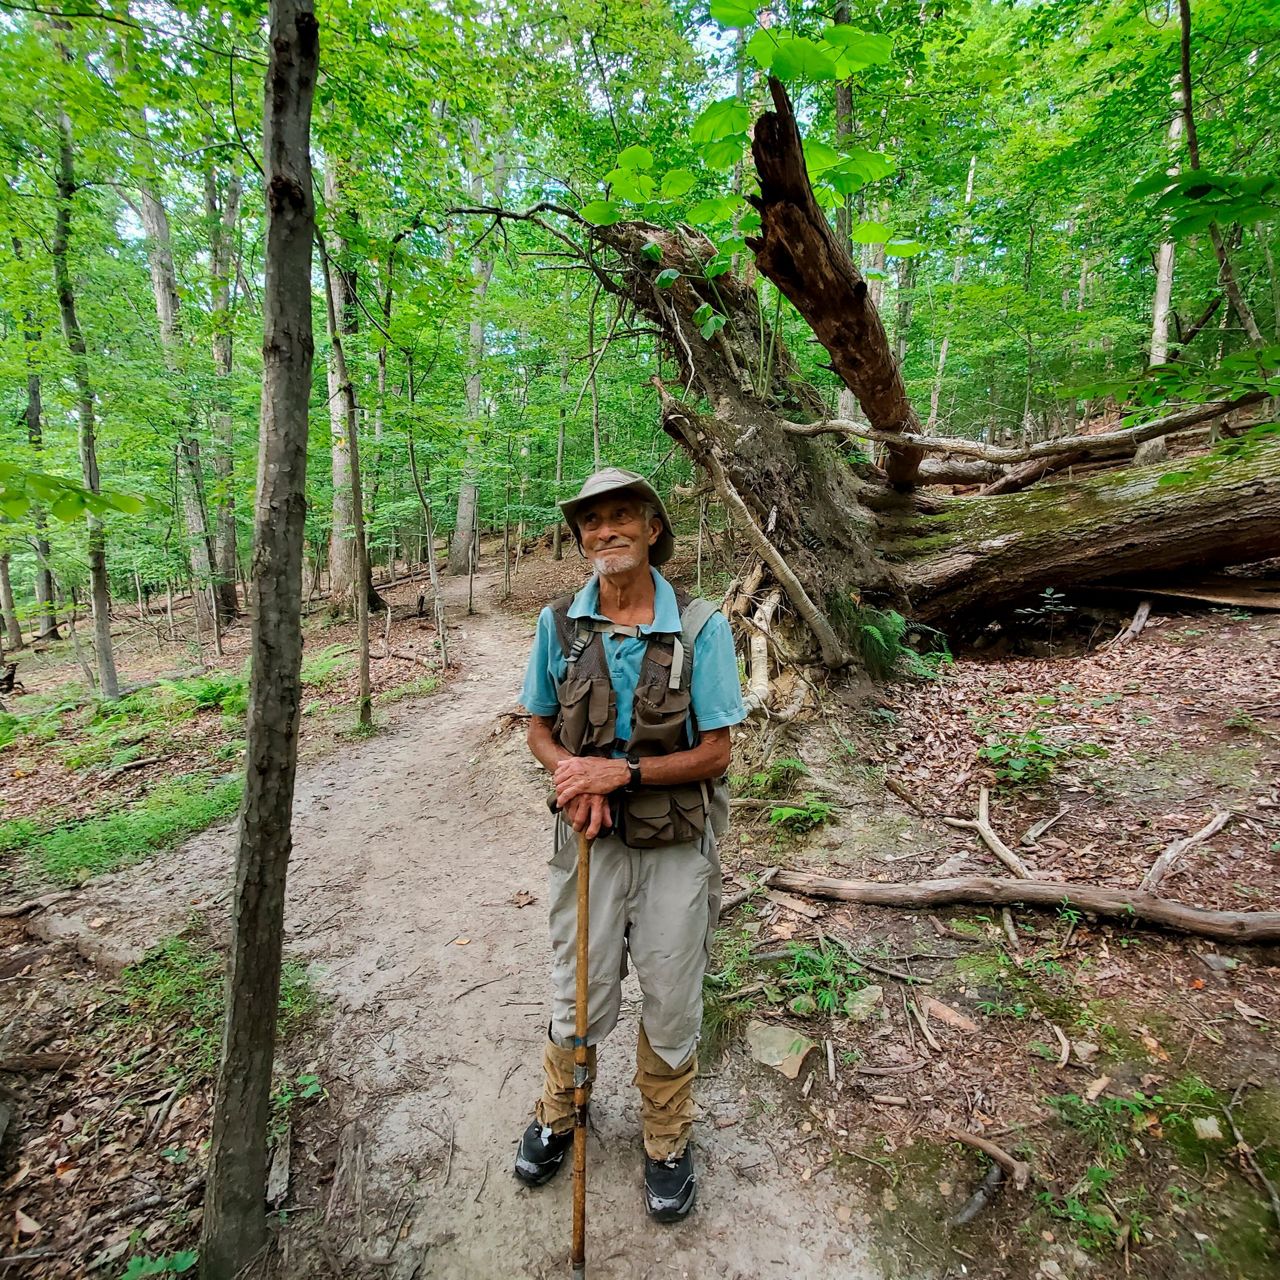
[
  {"left": 928, "top": 154, "right": 977, "bottom": 432},
  {"left": 199, "top": 1, "right": 317, "bottom": 1272},
  {"left": 449, "top": 125, "right": 509, "bottom": 574}
]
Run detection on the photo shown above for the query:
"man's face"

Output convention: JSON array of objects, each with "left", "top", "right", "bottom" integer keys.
[{"left": 578, "top": 494, "right": 660, "bottom": 577}]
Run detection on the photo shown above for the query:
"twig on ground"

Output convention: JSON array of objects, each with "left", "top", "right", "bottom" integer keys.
[
  {"left": 719, "top": 866, "right": 780, "bottom": 916},
  {"left": 1001, "top": 908, "right": 1022, "bottom": 954},
  {"left": 1224, "top": 1085, "right": 1280, "bottom": 1232},
  {"left": 943, "top": 787, "right": 1033, "bottom": 879},
  {"left": 945, "top": 1129, "right": 1031, "bottom": 1190},
  {"left": 1140, "top": 810, "right": 1232, "bottom": 893},
  {"left": 1019, "top": 807, "right": 1071, "bottom": 848}
]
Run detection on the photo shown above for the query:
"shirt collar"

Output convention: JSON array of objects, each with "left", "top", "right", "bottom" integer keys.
[{"left": 568, "top": 567, "right": 680, "bottom": 635}]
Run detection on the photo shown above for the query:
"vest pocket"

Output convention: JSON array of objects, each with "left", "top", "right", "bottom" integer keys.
[
  {"left": 621, "top": 783, "right": 707, "bottom": 849},
  {"left": 554, "top": 676, "right": 616, "bottom": 753},
  {"left": 628, "top": 683, "right": 691, "bottom": 753}
]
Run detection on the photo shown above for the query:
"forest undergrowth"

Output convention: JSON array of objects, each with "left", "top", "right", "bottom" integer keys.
[{"left": 706, "top": 591, "right": 1280, "bottom": 1279}]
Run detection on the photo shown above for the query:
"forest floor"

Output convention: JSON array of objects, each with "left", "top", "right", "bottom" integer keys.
[{"left": 0, "top": 551, "right": 1277, "bottom": 1279}]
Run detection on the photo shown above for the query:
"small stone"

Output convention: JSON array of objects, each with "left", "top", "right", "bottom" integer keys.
[
  {"left": 1192, "top": 1115, "right": 1224, "bottom": 1142},
  {"left": 835, "top": 1205, "right": 852, "bottom": 1225},
  {"left": 881, "top": 1189, "right": 897, "bottom": 1211}
]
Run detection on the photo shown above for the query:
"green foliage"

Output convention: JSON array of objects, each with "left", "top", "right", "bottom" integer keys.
[
  {"left": 116, "top": 929, "right": 317, "bottom": 1077},
  {"left": 836, "top": 602, "right": 950, "bottom": 682},
  {"left": 736, "top": 754, "right": 808, "bottom": 798},
  {"left": 768, "top": 793, "right": 833, "bottom": 834},
  {"left": 978, "top": 726, "right": 1108, "bottom": 787},
  {"left": 6, "top": 774, "right": 243, "bottom": 883},
  {"left": 779, "top": 941, "right": 868, "bottom": 1016},
  {"left": 118, "top": 1253, "right": 198, "bottom": 1280}
]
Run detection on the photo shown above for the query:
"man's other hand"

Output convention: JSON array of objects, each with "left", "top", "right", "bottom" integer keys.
[
  {"left": 564, "top": 793, "right": 612, "bottom": 839},
  {"left": 554, "top": 755, "right": 627, "bottom": 808}
]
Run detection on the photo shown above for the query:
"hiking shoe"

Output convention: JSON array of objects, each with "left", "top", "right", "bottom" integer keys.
[
  {"left": 644, "top": 1147, "right": 696, "bottom": 1222},
  {"left": 514, "top": 1120, "right": 573, "bottom": 1187}
]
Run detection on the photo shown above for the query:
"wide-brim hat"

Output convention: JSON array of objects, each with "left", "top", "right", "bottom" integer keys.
[{"left": 558, "top": 467, "right": 676, "bottom": 567}]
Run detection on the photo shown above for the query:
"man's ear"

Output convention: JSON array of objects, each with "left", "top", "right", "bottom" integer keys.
[{"left": 647, "top": 518, "right": 661, "bottom": 547}]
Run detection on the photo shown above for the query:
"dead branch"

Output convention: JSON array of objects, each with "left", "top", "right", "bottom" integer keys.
[
  {"left": 942, "top": 788, "right": 1033, "bottom": 879},
  {"left": 768, "top": 871, "right": 1280, "bottom": 944},
  {"left": 946, "top": 1129, "right": 1031, "bottom": 1190},
  {"left": 783, "top": 391, "right": 1269, "bottom": 465},
  {"left": 719, "top": 866, "right": 780, "bottom": 916},
  {"left": 1103, "top": 600, "right": 1152, "bottom": 650},
  {"left": 950, "top": 1162, "right": 1005, "bottom": 1227},
  {"left": 1223, "top": 1087, "right": 1280, "bottom": 1232},
  {"left": 1140, "top": 810, "right": 1232, "bottom": 893}
]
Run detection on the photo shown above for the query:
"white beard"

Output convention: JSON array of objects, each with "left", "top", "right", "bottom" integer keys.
[{"left": 591, "top": 543, "right": 645, "bottom": 576}]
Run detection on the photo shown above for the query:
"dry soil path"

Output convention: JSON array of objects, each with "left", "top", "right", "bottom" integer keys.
[{"left": 35, "top": 572, "right": 882, "bottom": 1280}]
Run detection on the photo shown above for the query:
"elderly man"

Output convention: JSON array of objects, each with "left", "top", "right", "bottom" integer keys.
[{"left": 514, "top": 467, "right": 746, "bottom": 1221}]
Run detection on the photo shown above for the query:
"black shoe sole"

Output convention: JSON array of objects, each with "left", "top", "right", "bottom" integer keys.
[
  {"left": 514, "top": 1153, "right": 565, "bottom": 1188},
  {"left": 645, "top": 1183, "right": 696, "bottom": 1223}
]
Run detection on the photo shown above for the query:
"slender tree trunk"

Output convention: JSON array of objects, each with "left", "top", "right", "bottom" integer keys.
[
  {"left": 206, "top": 162, "right": 243, "bottom": 621},
  {"left": 449, "top": 126, "right": 509, "bottom": 575},
  {"left": 320, "top": 228, "right": 373, "bottom": 726},
  {"left": 1178, "top": 0, "right": 1264, "bottom": 347},
  {"left": 199, "top": 1, "right": 317, "bottom": 1273},
  {"left": 12, "top": 238, "right": 59, "bottom": 639},
  {"left": 324, "top": 163, "right": 359, "bottom": 610},
  {"left": 136, "top": 172, "right": 222, "bottom": 635},
  {"left": 53, "top": 90, "right": 118, "bottom": 699},
  {"left": 0, "top": 555, "right": 22, "bottom": 651},
  {"left": 553, "top": 338, "right": 568, "bottom": 560},
  {"left": 929, "top": 155, "right": 977, "bottom": 432}
]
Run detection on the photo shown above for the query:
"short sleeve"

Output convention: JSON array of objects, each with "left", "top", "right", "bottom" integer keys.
[
  {"left": 689, "top": 611, "right": 746, "bottom": 732},
  {"left": 519, "top": 607, "right": 562, "bottom": 717}
]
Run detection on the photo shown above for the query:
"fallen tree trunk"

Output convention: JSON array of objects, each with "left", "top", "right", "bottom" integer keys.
[
  {"left": 892, "top": 443, "right": 1280, "bottom": 623},
  {"left": 769, "top": 871, "right": 1280, "bottom": 944}
]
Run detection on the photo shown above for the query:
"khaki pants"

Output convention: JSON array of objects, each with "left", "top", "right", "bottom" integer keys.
[{"left": 539, "top": 818, "right": 720, "bottom": 1158}]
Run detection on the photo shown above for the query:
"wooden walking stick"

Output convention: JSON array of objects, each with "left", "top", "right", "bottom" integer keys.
[{"left": 571, "top": 829, "right": 592, "bottom": 1279}]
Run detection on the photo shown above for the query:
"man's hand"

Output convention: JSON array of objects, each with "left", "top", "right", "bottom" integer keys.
[
  {"left": 563, "top": 793, "right": 612, "bottom": 839},
  {"left": 554, "top": 755, "right": 628, "bottom": 809}
]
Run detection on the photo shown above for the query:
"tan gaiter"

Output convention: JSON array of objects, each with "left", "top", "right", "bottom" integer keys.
[
  {"left": 634, "top": 1022, "right": 697, "bottom": 1159},
  {"left": 535, "top": 1036, "right": 597, "bottom": 1134}
]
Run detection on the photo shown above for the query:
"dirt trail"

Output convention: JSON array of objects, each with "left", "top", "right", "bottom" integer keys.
[{"left": 35, "top": 573, "right": 882, "bottom": 1280}]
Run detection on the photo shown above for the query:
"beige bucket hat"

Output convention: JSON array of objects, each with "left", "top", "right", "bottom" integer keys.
[{"left": 559, "top": 467, "right": 675, "bottom": 566}]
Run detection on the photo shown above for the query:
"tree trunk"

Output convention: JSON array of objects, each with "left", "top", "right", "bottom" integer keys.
[
  {"left": 449, "top": 126, "right": 509, "bottom": 575},
  {"left": 136, "top": 171, "right": 222, "bottom": 636},
  {"left": 0, "top": 555, "right": 22, "bottom": 651},
  {"left": 569, "top": 77, "right": 1278, "bottom": 670},
  {"left": 206, "top": 162, "right": 243, "bottom": 621},
  {"left": 1177, "top": 0, "right": 1264, "bottom": 347},
  {"left": 12, "top": 238, "right": 59, "bottom": 640},
  {"left": 928, "top": 155, "right": 977, "bottom": 433},
  {"left": 199, "top": 1, "right": 317, "bottom": 1274},
  {"left": 53, "top": 88, "right": 118, "bottom": 700},
  {"left": 893, "top": 444, "right": 1280, "bottom": 623},
  {"left": 320, "top": 229, "right": 373, "bottom": 727},
  {"left": 324, "top": 163, "right": 359, "bottom": 612},
  {"left": 746, "top": 80, "right": 924, "bottom": 487}
]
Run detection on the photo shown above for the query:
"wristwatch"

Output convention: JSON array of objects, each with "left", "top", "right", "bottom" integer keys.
[{"left": 628, "top": 759, "right": 643, "bottom": 790}]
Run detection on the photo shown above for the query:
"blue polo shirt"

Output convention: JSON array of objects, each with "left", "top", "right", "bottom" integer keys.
[{"left": 520, "top": 568, "right": 746, "bottom": 749}]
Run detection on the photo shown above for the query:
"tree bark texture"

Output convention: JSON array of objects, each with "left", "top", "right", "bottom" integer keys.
[
  {"left": 198, "top": 1, "right": 317, "bottom": 1274},
  {"left": 53, "top": 95, "right": 118, "bottom": 700},
  {"left": 0, "top": 555, "right": 22, "bottom": 651},
  {"left": 206, "top": 162, "right": 243, "bottom": 620},
  {"left": 770, "top": 871, "right": 1280, "bottom": 945},
  {"left": 892, "top": 443, "right": 1280, "bottom": 622}
]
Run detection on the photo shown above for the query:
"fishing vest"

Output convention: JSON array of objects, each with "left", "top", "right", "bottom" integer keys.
[{"left": 550, "top": 587, "right": 729, "bottom": 849}]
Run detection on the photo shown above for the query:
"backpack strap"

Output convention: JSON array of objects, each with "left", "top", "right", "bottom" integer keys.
[{"left": 670, "top": 596, "right": 719, "bottom": 693}]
